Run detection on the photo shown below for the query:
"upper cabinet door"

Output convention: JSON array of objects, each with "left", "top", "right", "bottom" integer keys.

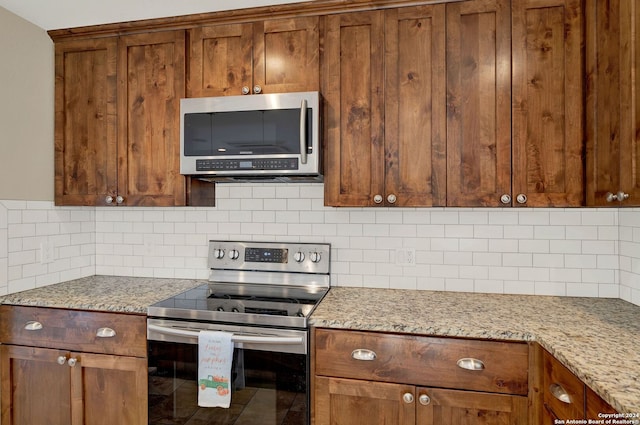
[
  {"left": 117, "top": 31, "right": 186, "bottom": 206},
  {"left": 253, "top": 17, "right": 320, "bottom": 94},
  {"left": 323, "top": 11, "right": 386, "bottom": 206},
  {"left": 586, "top": 0, "right": 640, "bottom": 206},
  {"left": 512, "top": 0, "right": 584, "bottom": 207},
  {"left": 446, "top": 0, "right": 512, "bottom": 207},
  {"left": 188, "top": 23, "right": 253, "bottom": 97},
  {"left": 54, "top": 38, "right": 118, "bottom": 206},
  {"left": 385, "top": 5, "right": 447, "bottom": 207},
  {"left": 188, "top": 17, "right": 319, "bottom": 97}
]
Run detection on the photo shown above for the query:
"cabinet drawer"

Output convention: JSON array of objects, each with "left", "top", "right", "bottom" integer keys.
[
  {"left": 0, "top": 306, "right": 146, "bottom": 357},
  {"left": 314, "top": 328, "right": 529, "bottom": 395},
  {"left": 543, "top": 349, "right": 585, "bottom": 420}
]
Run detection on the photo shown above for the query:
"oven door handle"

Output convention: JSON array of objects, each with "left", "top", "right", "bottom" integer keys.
[{"left": 148, "top": 324, "right": 304, "bottom": 345}]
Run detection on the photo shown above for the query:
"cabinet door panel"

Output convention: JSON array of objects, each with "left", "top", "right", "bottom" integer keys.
[
  {"left": 417, "top": 387, "right": 528, "bottom": 425},
  {"left": 74, "top": 353, "right": 147, "bottom": 425},
  {"left": 188, "top": 23, "right": 253, "bottom": 97},
  {"left": 446, "top": 0, "right": 512, "bottom": 207},
  {"left": 385, "top": 5, "right": 447, "bottom": 207},
  {"left": 587, "top": 0, "right": 640, "bottom": 206},
  {"left": 54, "top": 38, "right": 117, "bottom": 206},
  {"left": 254, "top": 17, "right": 320, "bottom": 93},
  {"left": 117, "top": 31, "right": 186, "bottom": 206},
  {"left": 619, "top": 0, "right": 640, "bottom": 204},
  {"left": 1, "top": 345, "right": 71, "bottom": 425},
  {"left": 323, "top": 11, "right": 385, "bottom": 206},
  {"left": 512, "top": 0, "right": 583, "bottom": 207},
  {"left": 314, "top": 376, "right": 414, "bottom": 425}
]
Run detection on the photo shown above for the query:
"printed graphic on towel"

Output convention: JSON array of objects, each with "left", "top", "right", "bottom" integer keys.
[{"left": 198, "top": 331, "right": 234, "bottom": 407}]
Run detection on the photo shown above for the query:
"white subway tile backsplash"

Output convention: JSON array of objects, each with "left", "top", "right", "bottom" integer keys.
[{"left": 0, "top": 195, "right": 638, "bottom": 306}]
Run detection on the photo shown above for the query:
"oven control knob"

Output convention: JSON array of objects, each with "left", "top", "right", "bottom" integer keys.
[
  {"left": 294, "top": 252, "right": 305, "bottom": 263},
  {"left": 310, "top": 252, "right": 321, "bottom": 263},
  {"left": 231, "top": 308, "right": 239, "bottom": 313},
  {"left": 213, "top": 248, "right": 225, "bottom": 259},
  {"left": 229, "top": 249, "right": 240, "bottom": 260},
  {"left": 217, "top": 307, "right": 224, "bottom": 312}
]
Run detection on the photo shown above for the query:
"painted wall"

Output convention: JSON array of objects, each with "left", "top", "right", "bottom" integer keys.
[{"left": 0, "top": 7, "right": 54, "bottom": 201}]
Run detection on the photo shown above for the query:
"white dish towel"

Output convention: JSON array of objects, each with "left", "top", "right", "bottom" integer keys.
[{"left": 198, "top": 331, "right": 234, "bottom": 408}]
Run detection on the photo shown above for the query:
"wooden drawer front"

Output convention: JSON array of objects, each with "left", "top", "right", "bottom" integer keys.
[
  {"left": 0, "top": 306, "right": 146, "bottom": 358},
  {"left": 314, "top": 329, "right": 529, "bottom": 395},
  {"left": 543, "top": 349, "right": 585, "bottom": 420}
]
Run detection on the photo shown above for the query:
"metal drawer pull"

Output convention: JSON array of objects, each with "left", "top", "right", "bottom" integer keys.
[
  {"left": 457, "top": 358, "right": 485, "bottom": 371},
  {"left": 550, "top": 383, "right": 572, "bottom": 404},
  {"left": 351, "top": 349, "right": 377, "bottom": 361},
  {"left": 96, "top": 327, "right": 116, "bottom": 338},
  {"left": 402, "top": 393, "right": 414, "bottom": 404},
  {"left": 24, "top": 321, "right": 43, "bottom": 331}
]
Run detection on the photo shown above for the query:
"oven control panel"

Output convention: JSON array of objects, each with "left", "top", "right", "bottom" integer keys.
[{"left": 208, "top": 240, "right": 330, "bottom": 274}]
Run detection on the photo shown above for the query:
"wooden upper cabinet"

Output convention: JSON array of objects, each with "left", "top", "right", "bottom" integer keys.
[
  {"left": 117, "top": 31, "right": 186, "bottom": 206},
  {"left": 586, "top": 0, "right": 640, "bottom": 206},
  {"left": 446, "top": 0, "right": 512, "bottom": 207},
  {"left": 512, "top": 0, "right": 584, "bottom": 207},
  {"left": 54, "top": 38, "right": 118, "bottom": 206},
  {"left": 385, "top": 6, "right": 447, "bottom": 207},
  {"left": 188, "top": 16, "right": 319, "bottom": 97},
  {"left": 323, "top": 11, "right": 386, "bottom": 206},
  {"left": 324, "top": 6, "right": 447, "bottom": 207}
]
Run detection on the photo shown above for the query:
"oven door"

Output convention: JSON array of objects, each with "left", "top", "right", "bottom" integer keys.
[{"left": 147, "top": 319, "right": 309, "bottom": 425}]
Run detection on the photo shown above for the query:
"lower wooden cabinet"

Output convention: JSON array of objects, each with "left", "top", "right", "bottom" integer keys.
[
  {"left": 542, "top": 347, "right": 618, "bottom": 421},
  {"left": 312, "top": 328, "right": 529, "bottom": 425},
  {"left": 0, "top": 306, "right": 148, "bottom": 425},
  {"left": 315, "top": 377, "right": 527, "bottom": 425}
]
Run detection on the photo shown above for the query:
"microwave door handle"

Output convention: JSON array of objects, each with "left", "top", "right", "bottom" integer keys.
[
  {"left": 148, "top": 323, "right": 303, "bottom": 345},
  {"left": 300, "top": 98, "right": 308, "bottom": 164}
]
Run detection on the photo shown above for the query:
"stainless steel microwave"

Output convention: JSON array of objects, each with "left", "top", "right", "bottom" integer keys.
[{"left": 180, "top": 91, "right": 322, "bottom": 182}]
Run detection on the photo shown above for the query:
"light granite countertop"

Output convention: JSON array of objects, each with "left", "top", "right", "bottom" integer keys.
[
  {"left": 309, "top": 287, "right": 640, "bottom": 415},
  {"left": 1, "top": 277, "right": 638, "bottom": 414},
  {"left": 0, "top": 275, "right": 205, "bottom": 313}
]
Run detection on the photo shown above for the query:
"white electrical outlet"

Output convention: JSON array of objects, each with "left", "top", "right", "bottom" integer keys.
[
  {"left": 395, "top": 248, "right": 416, "bottom": 266},
  {"left": 40, "top": 241, "right": 54, "bottom": 264}
]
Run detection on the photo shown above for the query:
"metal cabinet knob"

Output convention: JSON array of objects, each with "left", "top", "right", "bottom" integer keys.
[
  {"left": 96, "top": 327, "right": 116, "bottom": 338},
  {"left": 402, "top": 393, "right": 414, "bottom": 404},
  {"left": 24, "top": 321, "right": 43, "bottom": 331},
  {"left": 606, "top": 191, "right": 630, "bottom": 202},
  {"left": 105, "top": 195, "right": 114, "bottom": 204},
  {"left": 253, "top": 85, "right": 262, "bottom": 94},
  {"left": 516, "top": 194, "right": 527, "bottom": 204},
  {"left": 387, "top": 194, "right": 397, "bottom": 204},
  {"left": 500, "top": 194, "right": 511, "bottom": 204},
  {"left": 373, "top": 195, "right": 383, "bottom": 204},
  {"left": 419, "top": 394, "right": 431, "bottom": 405},
  {"left": 241, "top": 86, "right": 250, "bottom": 95},
  {"left": 67, "top": 357, "right": 78, "bottom": 367},
  {"left": 115, "top": 195, "right": 124, "bottom": 204},
  {"left": 57, "top": 356, "right": 67, "bottom": 365}
]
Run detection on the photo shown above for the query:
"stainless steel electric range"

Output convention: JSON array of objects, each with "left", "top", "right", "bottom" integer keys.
[{"left": 147, "top": 240, "right": 330, "bottom": 425}]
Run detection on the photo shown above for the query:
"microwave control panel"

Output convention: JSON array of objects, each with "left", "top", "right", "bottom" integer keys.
[{"left": 196, "top": 158, "right": 299, "bottom": 171}]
